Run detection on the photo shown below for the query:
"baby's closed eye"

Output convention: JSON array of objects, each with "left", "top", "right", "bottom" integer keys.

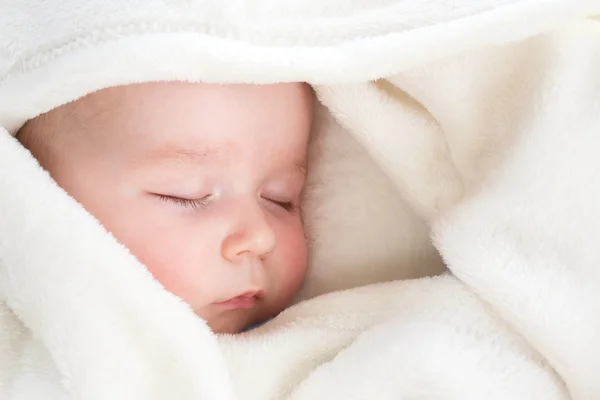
[{"left": 153, "top": 193, "right": 212, "bottom": 211}]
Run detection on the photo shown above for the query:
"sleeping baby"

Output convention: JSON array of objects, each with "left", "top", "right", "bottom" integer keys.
[
  {"left": 17, "top": 81, "right": 312, "bottom": 334},
  {"left": 16, "top": 81, "right": 567, "bottom": 400}
]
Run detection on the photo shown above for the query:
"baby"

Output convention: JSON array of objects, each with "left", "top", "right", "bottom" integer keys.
[{"left": 17, "top": 82, "right": 313, "bottom": 334}]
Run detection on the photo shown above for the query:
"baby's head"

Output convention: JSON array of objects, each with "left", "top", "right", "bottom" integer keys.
[{"left": 18, "top": 82, "right": 313, "bottom": 333}]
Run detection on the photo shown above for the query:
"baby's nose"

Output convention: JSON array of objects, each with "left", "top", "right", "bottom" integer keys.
[{"left": 221, "top": 207, "right": 276, "bottom": 262}]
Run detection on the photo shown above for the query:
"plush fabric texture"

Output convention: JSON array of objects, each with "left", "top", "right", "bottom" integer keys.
[{"left": 1, "top": 1, "right": 600, "bottom": 399}]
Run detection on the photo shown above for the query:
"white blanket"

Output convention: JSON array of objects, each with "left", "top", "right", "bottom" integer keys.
[
  {"left": 0, "top": 270, "right": 568, "bottom": 400},
  {"left": 223, "top": 275, "right": 567, "bottom": 400},
  {"left": 1, "top": 1, "right": 600, "bottom": 399}
]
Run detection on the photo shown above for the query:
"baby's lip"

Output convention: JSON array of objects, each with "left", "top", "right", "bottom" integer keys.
[{"left": 215, "top": 290, "right": 265, "bottom": 309}]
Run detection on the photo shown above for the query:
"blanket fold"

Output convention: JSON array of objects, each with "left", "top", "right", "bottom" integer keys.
[
  {"left": 317, "top": 18, "right": 600, "bottom": 399},
  {"left": 239, "top": 276, "right": 567, "bottom": 400}
]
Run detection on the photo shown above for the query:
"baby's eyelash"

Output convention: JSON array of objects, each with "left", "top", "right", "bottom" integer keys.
[
  {"left": 156, "top": 194, "right": 211, "bottom": 211},
  {"left": 156, "top": 194, "right": 296, "bottom": 213},
  {"left": 271, "top": 200, "right": 296, "bottom": 213}
]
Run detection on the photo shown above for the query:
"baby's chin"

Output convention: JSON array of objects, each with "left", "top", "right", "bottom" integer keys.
[{"left": 202, "top": 308, "right": 265, "bottom": 334}]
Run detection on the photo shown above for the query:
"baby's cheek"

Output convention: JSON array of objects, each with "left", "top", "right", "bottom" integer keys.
[
  {"left": 125, "top": 233, "right": 206, "bottom": 305},
  {"left": 147, "top": 253, "right": 191, "bottom": 299},
  {"left": 275, "top": 226, "right": 308, "bottom": 303}
]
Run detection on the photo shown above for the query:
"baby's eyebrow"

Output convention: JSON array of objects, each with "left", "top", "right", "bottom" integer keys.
[{"left": 146, "top": 146, "right": 220, "bottom": 165}]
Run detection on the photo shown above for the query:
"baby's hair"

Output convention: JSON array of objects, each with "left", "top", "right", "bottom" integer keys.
[
  {"left": 16, "top": 91, "right": 104, "bottom": 163},
  {"left": 16, "top": 104, "right": 72, "bottom": 166},
  {"left": 16, "top": 114, "right": 52, "bottom": 164},
  {"left": 17, "top": 114, "right": 47, "bottom": 147}
]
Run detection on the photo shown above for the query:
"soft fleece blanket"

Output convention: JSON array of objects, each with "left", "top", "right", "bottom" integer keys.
[{"left": 1, "top": 1, "right": 600, "bottom": 399}]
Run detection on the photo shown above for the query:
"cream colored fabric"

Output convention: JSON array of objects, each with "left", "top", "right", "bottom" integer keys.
[
  {"left": 317, "top": 22, "right": 600, "bottom": 397},
  {"left": 224, "top": 275, "right": 566, "bottom": 400}
]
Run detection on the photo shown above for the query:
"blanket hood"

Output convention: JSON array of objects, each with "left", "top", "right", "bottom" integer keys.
[
  {"left": 1, "top": 0, "right": 599, "bottom": 133},
  {"left": 2, "top": 1, "right": 600, "bottom": 399}
]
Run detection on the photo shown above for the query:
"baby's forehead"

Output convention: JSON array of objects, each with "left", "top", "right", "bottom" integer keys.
[
  {"left": 66, "top": 87, "right": 123, "bottom": 126},
  {"left": 40, "top": 83, "right": 311, "bottom": 157}
]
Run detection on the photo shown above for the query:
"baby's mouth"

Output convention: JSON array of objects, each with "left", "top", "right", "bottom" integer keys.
[{"left": 215, "top": 290, "right": 265, "bottom": 310}]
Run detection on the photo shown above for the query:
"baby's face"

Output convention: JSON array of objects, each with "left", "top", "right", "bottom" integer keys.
[{"left": 26, "top": 82, "right": 312, "bottom": 333}]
